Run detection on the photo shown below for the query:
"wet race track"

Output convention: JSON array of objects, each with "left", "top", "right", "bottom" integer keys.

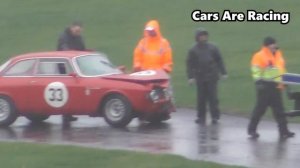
[{"left": 1, "top": 108, "right": 300, "bottom": 168}]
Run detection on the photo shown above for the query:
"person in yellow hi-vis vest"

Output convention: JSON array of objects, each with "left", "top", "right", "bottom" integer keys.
[{"left": 248, "top": 36, "right": 295, "bottom": 139}]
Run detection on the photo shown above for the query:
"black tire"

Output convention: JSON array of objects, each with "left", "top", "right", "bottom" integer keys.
[
  {"left": 102, "top": 94, "right": 133, "bottom": 128},
  {"left": 146, "top": 113, "right": 170, "bottom": 124},
  {"left": 25, "top": 114, "right": 49, "bottom": 123},
  {"left": 0, "top": 95, "right": 18, "bottom": 127}
]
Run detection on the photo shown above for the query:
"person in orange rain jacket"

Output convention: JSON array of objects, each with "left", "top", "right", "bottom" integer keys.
[{"left": 133, "top": 20, "right": 173, "bottom": 73}]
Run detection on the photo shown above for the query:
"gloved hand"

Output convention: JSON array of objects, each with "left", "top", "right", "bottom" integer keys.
[
  {"left": 162, "top": 68, "right": 171, "bottom": 74},
  {"left": 221, "top": 74, "right": 228, "bottom": 80},
  {"left": 188, "top": 78, "right": 196, "bottom": 85},
  {"left": 277, "top": 83, "right": 285, "bottom": 90},
  {"left": 133, "top": 67, "right": 142, "bottom": 72}
]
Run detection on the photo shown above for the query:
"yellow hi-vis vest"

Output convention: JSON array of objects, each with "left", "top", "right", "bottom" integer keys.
[{"left": 251, "top": 47, "right": 286, "bottom": 82}]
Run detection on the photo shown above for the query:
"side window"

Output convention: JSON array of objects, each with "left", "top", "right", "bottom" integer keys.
[
  {"left": 36, "top": 58, "right": 73, "bottom": 76},
  {"left": 4, "top": 59, "right": 36, "bottom": 76}
]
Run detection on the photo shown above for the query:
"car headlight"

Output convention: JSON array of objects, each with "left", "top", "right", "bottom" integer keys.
[
  {"left": 164, "top": 87, "right": 172, "bottom": 99},
  {"left": 149, "top": 90, "right": 160, "bottom": 102}
]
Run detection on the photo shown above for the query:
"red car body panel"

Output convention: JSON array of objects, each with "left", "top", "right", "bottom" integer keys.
[{"left": 0, "top": 51, "right": 174, "bottom": 118}]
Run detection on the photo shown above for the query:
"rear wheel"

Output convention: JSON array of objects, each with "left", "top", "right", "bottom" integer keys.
[
  {"left": 25, "top": 114, "right": 49, "bottom": 123},
  {"left": 103, "top": 94, "right": 133, "bottom": 128},
  {"left": 0, "top": 96, "right": 18, "bottom": 127}
]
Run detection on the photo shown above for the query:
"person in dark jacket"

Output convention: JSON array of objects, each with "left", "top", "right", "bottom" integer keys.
[
  {"left": 57, "top": 21, "right": 86, "bottom": 51},
  {"left": 186, "top": 28, "right": 227, "bottom": 124},
  {"left": 57, "top": 21, "right": 86, "bottom": 122}
]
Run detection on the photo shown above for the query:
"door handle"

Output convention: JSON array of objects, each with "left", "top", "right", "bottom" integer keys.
[{"left": 30, "top": 81, "right": 37, "bottom": 84}]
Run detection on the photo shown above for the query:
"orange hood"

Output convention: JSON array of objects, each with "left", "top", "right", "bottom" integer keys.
[
  {"left": 133, "top": 20, "right": 173, "bottom": 73},
  {"left": 143, "top": 20, "right": 162, "bottom": 39}
]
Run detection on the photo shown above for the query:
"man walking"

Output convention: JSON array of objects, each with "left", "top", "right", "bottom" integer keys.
[
  {"left": 57, "top": 21, "right": 86, "bottom": 122},
  {"left": 248, "top": 36, "right": 294, "bottom": 138},
  {"left": 186, "top": 28, "right": 227, "bottom": 124}
]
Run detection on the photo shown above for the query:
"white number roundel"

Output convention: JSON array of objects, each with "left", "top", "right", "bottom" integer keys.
[
  {"left": 44, "top": 82, "right": 69, "bottom": 108},
  {"left": 130, "top": 70, "right": 156, "bottom": 76}
]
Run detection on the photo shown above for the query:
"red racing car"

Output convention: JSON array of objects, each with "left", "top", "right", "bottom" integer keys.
[{"left": 0, "top": 51, "right": 174, "bottom": 127}]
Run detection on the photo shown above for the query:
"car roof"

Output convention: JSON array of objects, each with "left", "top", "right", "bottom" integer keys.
[{"left": 11, "top": 51, "right": 96, "bottom": 61}]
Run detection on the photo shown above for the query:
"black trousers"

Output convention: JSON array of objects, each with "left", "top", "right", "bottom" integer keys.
[
  {"left": 196, "top": 80, "right": 220, "bottom": 121},
  {"left": 248, "top": 81, "right": 289, "bottom": 133}
]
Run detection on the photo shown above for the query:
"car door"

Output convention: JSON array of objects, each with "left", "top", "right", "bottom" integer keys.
[
  {"left": 1, "top": 59, "right": 37, "bottom": 112},
  {"left": 27, "top": 58, "right": 87, "bottom": 115}
]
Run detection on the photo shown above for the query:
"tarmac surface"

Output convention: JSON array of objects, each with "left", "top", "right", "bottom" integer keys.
[{"left": 1, "top": 108, "right": 300, "bottom": 168}]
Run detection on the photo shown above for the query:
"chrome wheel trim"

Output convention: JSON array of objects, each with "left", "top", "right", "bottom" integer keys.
[
  {"left": 0, "top": 98, "right": 10, "bottom": 122},
  {"left": 105, "top": 98, "right": 126, "bottom": 122}
]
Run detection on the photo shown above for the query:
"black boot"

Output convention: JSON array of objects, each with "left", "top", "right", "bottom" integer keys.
[
  {"left": 248, "top": 123, "right": 259, "bottom": 138},
  {"left": 211, "top": 118, "right": 219, "bottom": 124},
  {"left": 280, "top": 131, "right": 295, "bottom": 139},
  {"left": 279, "top": 124, "right": 295, "bottom": 138},
  {"left": 195, "top": 118, "right": 206, "bottom": 125},
  {"left": 63, "top": 115, "right": 78, "bottom": 122},
  {"left": 248, "top": 130, "right": 260, "bottom": 138}
]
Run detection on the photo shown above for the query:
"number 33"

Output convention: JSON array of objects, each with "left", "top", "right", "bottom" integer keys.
[{"left": 48, "top": 88, "right": 63, "bottom": 101}]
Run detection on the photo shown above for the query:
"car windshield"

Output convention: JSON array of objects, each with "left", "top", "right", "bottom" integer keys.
[{"left": 75, "top": 54, "right": 121, "bottom": 76}]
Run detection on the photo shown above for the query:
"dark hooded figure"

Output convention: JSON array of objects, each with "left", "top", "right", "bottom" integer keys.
[
  {"left": 56, "top": 21, "right": 86, "bottom": 122},
  {"left": 57, "top": 21, "right": 86, "bottom": 51},
  {"left": 186, "top": 28, "right": 227, "bottom": 124}
]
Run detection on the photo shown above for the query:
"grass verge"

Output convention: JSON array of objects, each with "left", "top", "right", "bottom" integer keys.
[{"left": 0, "top": 142, "right": 244, "bottom": 168}]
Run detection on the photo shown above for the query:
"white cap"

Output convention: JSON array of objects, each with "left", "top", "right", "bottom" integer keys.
[{"left": 145, "top": 26, "right": 154, "bottom": 31}]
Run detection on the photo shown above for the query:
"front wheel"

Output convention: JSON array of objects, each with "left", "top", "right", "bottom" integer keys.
[
  {"left": 103, "top": 94, "right": 133, "bottom": 128},
  {"left": 25, "top": 114, "right": 49, "bottom": 123},
  {"left": 0, "top": 96, "right": 18, "bottom": 127}
]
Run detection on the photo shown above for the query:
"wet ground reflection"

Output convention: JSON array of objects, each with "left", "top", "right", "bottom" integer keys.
[
  {"left": 198, "top": 124, "right": 219, "bottom": 154},
  {"left": 1, "top": 109, "right": 300, "bottom": 168}
]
